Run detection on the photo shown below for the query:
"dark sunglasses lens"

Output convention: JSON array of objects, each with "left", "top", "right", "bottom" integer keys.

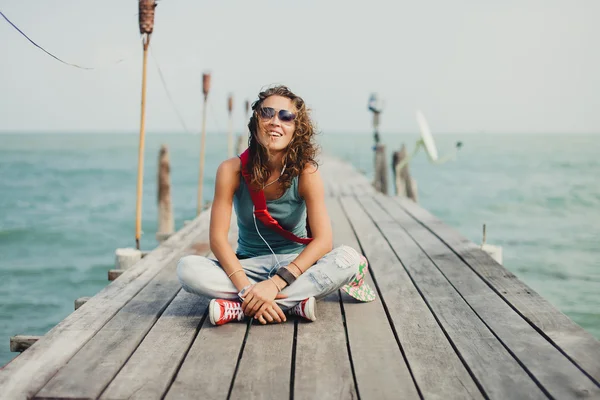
[
  {"left": 258, "top": 107, "right": 275, "bottom": 119},
  {"left": 278, "top": 110, "right": 296, "bottom": 122}
]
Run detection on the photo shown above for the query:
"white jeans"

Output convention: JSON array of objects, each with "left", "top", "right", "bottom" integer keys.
[{"left": 177, "top": 245, "right": 361, "bottom": 310}]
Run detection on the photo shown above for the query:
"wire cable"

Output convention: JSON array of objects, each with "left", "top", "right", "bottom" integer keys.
[
  {"left": 0, "top": 10, "right": 93, "bottom": 70},
  {"left": 148, "top": 43, "right": 191, "bottom": 133}
]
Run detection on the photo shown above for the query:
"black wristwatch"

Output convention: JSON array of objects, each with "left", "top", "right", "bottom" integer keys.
[{"left": 276, "top": 267, "right": 297, "bottom": 286}]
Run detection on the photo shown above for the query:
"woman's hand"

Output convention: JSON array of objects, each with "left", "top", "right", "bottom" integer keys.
[
  {"left": 254, "top": 302, "right": 287, "bottom": 325},
  {"left": 241, "top": 280, "right": 287, "bottom": 317}
]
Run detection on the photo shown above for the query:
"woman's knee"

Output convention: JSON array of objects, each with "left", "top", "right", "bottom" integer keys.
[
  {"left": 176, "top": 255, "right": 213, "bottom": 290},
  {"left": 325, "top": 245, "right": 363, "bottom": 279}
]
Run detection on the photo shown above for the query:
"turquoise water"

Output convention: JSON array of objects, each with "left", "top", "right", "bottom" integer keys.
[{"left": 0, "top": 132, "right": 598, "bottom": 366}]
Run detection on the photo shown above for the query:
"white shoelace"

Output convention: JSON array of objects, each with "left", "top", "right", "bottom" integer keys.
[{"left": 223, "top": 302, "right": 244, "bottom": 321}]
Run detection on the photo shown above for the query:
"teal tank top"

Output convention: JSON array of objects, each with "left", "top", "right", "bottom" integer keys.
[{"left": 234, "top": 174, "right": 308, "bottom": 257}]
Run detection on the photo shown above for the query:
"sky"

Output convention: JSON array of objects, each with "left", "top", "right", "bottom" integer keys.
[{"left": 1, "top": 0, "right": 599, "bottom": 134}]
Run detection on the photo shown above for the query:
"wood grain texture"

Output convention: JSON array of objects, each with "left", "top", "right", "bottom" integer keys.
[
  {"left": 343, "top": 196, "right": 490, "bottom": 400},
  {"left": 396, "top": 196, "right": 600, "bottom": 385},
  {"left": 377, "top": 195, "right": 600, "bottom": 398},
  {"left": 35, "top": 260, "right": 183, "bottom": 400},
  {"left": 99, "top": 291, "right": 208, "bottom": 400},
  {"left": 229, "top": 321, "right": 294, "bottom": 399},
  {"left": 163, "top": 311, "right": 248, "bottom": 399},
  {"left": 328, "top": 196, "right": 421, "bottom": 399},
  {"left": 357, "top": 196, "right": 545, "bottom": 399},
  {"left": 294, "top": 292, "right": 357, "bottom": 400},
  {"left": 0, "top": 210, "right": 212, "bottom": 400}
]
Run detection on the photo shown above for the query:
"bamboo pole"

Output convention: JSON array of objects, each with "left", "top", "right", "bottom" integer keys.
[
  {"left": 227, "top": 94, "right": 234, "bottom": 158},
  {"left": 197, "top": 72, "right": 211, "bottom": 216},
  {"left": 135, "top": 0, "right": 156, "bottom": 249}
]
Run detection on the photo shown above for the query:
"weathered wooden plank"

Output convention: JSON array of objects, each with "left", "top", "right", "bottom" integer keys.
[
  {"left": 376, "top": 195, "right": 600, "bottom": 398},
  {"left": 343, "top": 196, "right": 503, "bottom": 399},
  {"left": 0, "top": 211, "right": 212, "bottom": 400},
  {"left": 396, "top": 196, "right": 600, "bottom": 385},
  {"left": 327, "top": 197, "right": 421, "bottom": 399},
  {"left": 99, "top": 291, "right": 208, "bottom": 400},
  {"left": 34, "top": 259, "right": 183, "bottom": 399},
  {"left": 164, "top": 317, "right": 248, "bottom": 399},
  {"left": 294, "top": 292, "right": 356, "bottom": 400},
  {"left": 101, "top": 232, "right": 233, "bottom": 400},
  {"left": 354, "top": 195, "right": 544, "bottom": 399},
  {"left": 229, "top": 321, "right": 294, "bottom": 399}
]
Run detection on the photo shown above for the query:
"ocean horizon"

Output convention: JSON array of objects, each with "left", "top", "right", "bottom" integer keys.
[{"left": 1, "top": 131, "right": 598, "bottom": 367}]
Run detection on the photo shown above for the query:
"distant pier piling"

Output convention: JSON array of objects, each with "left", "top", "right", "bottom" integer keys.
[
  {"left": 392, "top": 144, "right": 418, "bottom": 201},
  {"left": 156, "top": 145, "right": 174, "bottom": 243}
]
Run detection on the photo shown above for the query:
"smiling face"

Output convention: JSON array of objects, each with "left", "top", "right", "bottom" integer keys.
[{"left": 256, "top": 95, "right": 296, "bottom": 153}]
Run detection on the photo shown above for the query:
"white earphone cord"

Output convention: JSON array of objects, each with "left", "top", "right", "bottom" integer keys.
[{"left": 252, "top": 205, "right": 282, "bottom": 278}]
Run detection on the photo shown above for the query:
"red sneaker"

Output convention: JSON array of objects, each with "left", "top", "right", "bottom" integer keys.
[
  {"left": 288, "top": 297, "right": 316, "bottom": 322},
  {"left": 209, "top": 299, "right": 245, "bottom": 326}
]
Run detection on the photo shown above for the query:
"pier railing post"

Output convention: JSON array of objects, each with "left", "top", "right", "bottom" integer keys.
[
  {"left": 373, "top": 144, "right": 388, "bottom": 194},
  {"left": 392, "top": 144, "right": 418, "bottom": 202},
  {"left": 157, "top": 144, "right": 174, "bottom": 243}
]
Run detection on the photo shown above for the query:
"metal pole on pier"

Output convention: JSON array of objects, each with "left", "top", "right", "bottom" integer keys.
[
  {"left": 197, "top": 72, "right": 211, "bottom": 215},
  {"left": 227, "top": 93, "right": 234, "bottom": 158},
  {"left": 135, "top": 0, "right": 157, "bottom": 249}
]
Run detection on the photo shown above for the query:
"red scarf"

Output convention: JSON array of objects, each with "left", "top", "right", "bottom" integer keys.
[{"left": 239, "top": 149, "right": 313, "bottom": 245}]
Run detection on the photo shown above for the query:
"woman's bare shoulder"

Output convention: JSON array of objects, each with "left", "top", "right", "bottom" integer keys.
[
  {"left": 218, "top": 157, "right": 242, "bottom": 175},
  {"left": 300, "top": 162, "right": 319, "bottom": 175}
]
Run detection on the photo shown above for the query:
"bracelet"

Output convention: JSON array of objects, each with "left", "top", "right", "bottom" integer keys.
[
  {"left": 276, "top": 267, "right": 297, "bottom": 286},
  {"left": 288, "top": 261, "right": 303, "bottom": 277},
  {"left": 228, "top": 269, "right": 244, "bottom": 278},
  {"left": 238, "top": 284, "right": 253, "bottom": 301},
  {"left": 269, "top": 277, "right": 283, "bottom": 292}
]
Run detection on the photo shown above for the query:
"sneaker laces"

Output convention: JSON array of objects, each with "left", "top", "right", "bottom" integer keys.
[{"left": 223, "top": 301, "right": 244, "bottom": 321}]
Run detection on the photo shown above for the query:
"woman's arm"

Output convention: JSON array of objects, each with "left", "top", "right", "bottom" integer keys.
[{"left": 209, "top": 158, "right": 252, "bottom": 292}]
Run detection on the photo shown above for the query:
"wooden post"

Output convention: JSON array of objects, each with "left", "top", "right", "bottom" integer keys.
[
  {"left": 197, "top": 72, "right": 211, "bottom": 216},
  {"left": 135, "top": 0, "right": 157, "bottom": 250},
  {"left": 373, "top": 144, "right": 388, "bottom": 194},
  {"left": 227, "top": 94, "right": 234, "bottom": 158},
  {"left": 392, "top": 144, "right": 418, "bottom": 202},
  {"left": 114, "top": 248, "right": 142, "bottom": 269},
  {"left": 156, "top": 144, "right": 174, "bottom": 243}
]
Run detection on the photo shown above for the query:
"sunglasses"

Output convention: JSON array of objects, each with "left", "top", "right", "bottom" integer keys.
[{"left": 257, "top": 107, "right": 296, "bottom": 123}]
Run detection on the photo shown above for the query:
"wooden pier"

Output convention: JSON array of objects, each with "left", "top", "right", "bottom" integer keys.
[{"left": 1, "top": 156, "right": 599, "bottom": 400}]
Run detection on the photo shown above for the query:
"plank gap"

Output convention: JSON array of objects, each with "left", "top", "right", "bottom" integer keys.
[
  {"left": 396, "top": 197, "right": 600, "bottom": 388},
  {"left": 339, "top": 196, "right": 424, "bottom": 400},
  {"left": 160, "top": 304, "right": 209, "bottom": 400},
  {"left": 338, "top": 290, "right": 361, "bottom": 400},
  {"left": 96, "top": 287, "right": 183, "bottom": 400},
  {"left": 373, "top": 196, "right": 554, "bottom": 399},
  {"left": 226, "top": 319, "right": 253, "bottom": 400},
  {"left": 290, "top": 320, "right": 298, "bottom": 400}
]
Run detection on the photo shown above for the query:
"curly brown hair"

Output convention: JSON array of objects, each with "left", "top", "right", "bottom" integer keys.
[{"left": 245, "top": 85, "right": 319, "bottom": 190}]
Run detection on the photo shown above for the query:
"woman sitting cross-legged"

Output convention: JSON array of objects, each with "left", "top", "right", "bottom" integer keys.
[{"left": 177, "top": 85, "right": 375, "bottom": 326}]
